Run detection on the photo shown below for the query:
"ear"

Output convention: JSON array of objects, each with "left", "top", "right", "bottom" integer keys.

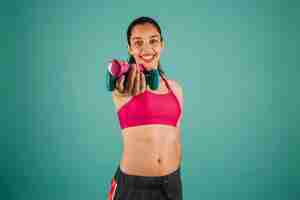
[
  {"left": 161, "top": 40, "right": 165, "bottom": 49},
  {"left": 160, "top": 40, "right": 165, "bottom": 53},
  {"left": 127, "top": 45, "right": 133, "bottom": 55}
]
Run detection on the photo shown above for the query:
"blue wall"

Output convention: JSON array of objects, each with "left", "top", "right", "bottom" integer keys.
[{"left": 1, "top": 0, "right": 299, "bottom": 199}]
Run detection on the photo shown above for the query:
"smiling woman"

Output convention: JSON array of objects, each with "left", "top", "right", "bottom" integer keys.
[
  {"left": 106, "top": 16, "right": 184, "bottom": 200},
  {"left": 127, "top": 17, "right": 166, "bottom": 77}
]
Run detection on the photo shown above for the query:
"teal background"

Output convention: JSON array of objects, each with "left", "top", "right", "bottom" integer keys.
[{"left": 1, "top": 0, "right": 299, "bottom": 199}]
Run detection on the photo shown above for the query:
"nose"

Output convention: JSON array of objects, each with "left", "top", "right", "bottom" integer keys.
[{"left": 141, "top": 41, "right": 152, "bottom": 51}]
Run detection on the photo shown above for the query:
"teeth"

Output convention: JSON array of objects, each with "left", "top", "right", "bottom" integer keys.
[{"left": 141, "top": 55, "right": 154, "bottom": 60}]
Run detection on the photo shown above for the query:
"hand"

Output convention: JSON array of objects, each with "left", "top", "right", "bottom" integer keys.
[
  {"left": 115, "top": 74, "right": 127, "bottom": 96},
  {"left": 115, "top": 64, "right": 146, "bottom": 96},
  {"left": 130, "top": 64, "right": 146, "bottom": 96}
]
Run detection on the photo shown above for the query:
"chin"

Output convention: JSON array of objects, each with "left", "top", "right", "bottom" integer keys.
[
  {"left": 143, "top": 64, "right": 157, "bottom": 71},
  {"left": 134, "top": 56, "right": 159, "bottom": 71},
  {"left": 140, "top": 60, "right": 159, "bottom": 71}
]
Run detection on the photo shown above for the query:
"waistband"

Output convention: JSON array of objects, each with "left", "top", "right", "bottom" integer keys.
[{"left": 114, "top": 165, "right": 181, "bottom": 189}]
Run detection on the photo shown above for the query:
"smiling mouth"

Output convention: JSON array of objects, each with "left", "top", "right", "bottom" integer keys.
[{"left": 140, "top": 54, "right": 156, "bottom": 62}]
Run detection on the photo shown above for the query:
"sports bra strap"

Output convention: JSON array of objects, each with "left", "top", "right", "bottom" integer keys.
[{"left": 159, "top": 73, "right": 172, "bottom": 92}]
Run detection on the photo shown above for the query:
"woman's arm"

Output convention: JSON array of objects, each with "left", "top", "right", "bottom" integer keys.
[
  {"left": 168, "top": 80, "right": 184, "bottom": 128},
  {"left": 111, "top": 65, "right": 146, "bottom": 111}
]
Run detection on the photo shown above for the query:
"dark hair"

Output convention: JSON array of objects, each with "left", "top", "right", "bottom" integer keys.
[{"left": 126, "top": 16, "right": 165, "bottom": 76}]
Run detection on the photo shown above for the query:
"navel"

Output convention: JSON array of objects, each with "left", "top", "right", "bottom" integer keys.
[{"left": 157, "top": 157, "right": 162, "bottom": 164}]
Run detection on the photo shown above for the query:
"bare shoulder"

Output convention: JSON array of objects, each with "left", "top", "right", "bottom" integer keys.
[
  {"left": 167, "top": 79, "right": 183, "bottom": 96},
  {"left": 166, "top": 79, "right": 184, "bottom": 109},
  {"left": 165, "top": 78, "right": 184, "bottom": 127}
]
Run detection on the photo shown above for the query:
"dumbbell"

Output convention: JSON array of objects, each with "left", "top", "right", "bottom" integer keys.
[{"left": 106, "top": 59, "right": 160, "bottom": 91}]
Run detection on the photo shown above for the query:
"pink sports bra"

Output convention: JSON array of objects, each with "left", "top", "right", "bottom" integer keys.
[{"left": 117, "top": 74, "right": 182, "bottom": 130}]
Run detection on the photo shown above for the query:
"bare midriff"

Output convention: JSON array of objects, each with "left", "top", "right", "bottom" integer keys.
[{"left": 119, "top": 124, "right": 181, "bottom": 177}]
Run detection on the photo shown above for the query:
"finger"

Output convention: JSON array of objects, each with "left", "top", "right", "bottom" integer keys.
[
  {"left": 133, "top": 70, "right": 141, "bottom": 95},
  {"left": 119, "top": 75, "right": 125, "bottom": 93},
  {"left": 115, "top": 75, "right": 124, "bottom": 93},
  {"left": 126, "top": 64, "right": 135, "bottom": 93},
  {"left": 127, "top": 64, "right": 137, "bottom": 95},
  {"left": 115, "top": 77, "right": 120, "bottom": 91},
  {"left": 132, "top": 65, "right": 140, "bottom": 95},
  {"left": 140, "top": 72, "right": 146, "bottom": 92}
]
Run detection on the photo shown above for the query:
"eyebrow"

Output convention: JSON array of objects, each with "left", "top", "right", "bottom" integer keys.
[{"left": 131, "top": 35, "right": 160, "bottom": 40}]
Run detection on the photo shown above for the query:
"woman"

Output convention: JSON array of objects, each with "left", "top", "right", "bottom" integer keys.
[{"left": 107, "top": 16, "right": 184, "bottom": 200}]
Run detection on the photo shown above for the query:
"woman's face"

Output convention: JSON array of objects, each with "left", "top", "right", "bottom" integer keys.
[{"left": 128, "top": 23, "right": 164, "bottom": 70}]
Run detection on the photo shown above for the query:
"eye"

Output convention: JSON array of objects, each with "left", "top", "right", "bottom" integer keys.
[
  {"left": 150, "top": 39, "right": 159, "bottom": 44},
  {"left": 134, "top": 40, "right": 143, "bottom": 47}
]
